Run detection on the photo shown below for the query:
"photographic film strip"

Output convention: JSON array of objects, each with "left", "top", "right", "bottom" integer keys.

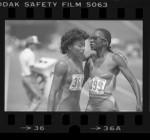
[{"left": 0, "top": 0, "right": 150, "bottom": 133}]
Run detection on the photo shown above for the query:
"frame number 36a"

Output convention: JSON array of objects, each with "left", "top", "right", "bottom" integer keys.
[{"left": 104, "top": 126, "right": 121, "bottom": 131}]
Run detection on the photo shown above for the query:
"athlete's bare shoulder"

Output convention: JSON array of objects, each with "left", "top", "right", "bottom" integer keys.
[
  {"left": 112, "top": 49, "right": 127, "bottom": 61},
  {"left": 112, "top": 52, "right": 127, "bottom": 67},
  {"left": 54, "top": 59, "right": 68, "bottom": 75}
]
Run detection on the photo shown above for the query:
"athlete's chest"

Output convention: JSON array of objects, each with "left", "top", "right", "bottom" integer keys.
[
  {"left": 89, "top": 55, "right": 117, "bottom": 79},
  {"left": 65, "top": 66, "right": 84, "bottom": 91}
]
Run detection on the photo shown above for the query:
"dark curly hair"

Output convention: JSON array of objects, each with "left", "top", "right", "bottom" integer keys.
[
  {"left": 60, "top": 28, "right": 89, "bottom": 54},
  {"left": 95, "top": 28, "right": 113, "bottom": 52}
]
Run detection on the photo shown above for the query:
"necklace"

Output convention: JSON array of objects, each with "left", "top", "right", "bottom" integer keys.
[{"left": 68, "top": 57, "right": 83, "bottom": 73}]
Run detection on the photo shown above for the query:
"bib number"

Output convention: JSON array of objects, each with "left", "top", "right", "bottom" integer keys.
[
  {"left": 89, "top": 77, "right": 106, "bottom": 95},
  {"left": 70, "top": 74, "right": 84, "bottom": 91}
]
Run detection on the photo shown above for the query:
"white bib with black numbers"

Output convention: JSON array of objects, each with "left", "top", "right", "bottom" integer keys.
[
  {"left": 89, "top": 77, "right": 107, "bottom": 95},
  {"left": 69, "top": 74, "right": 84, "bottom": 91}
]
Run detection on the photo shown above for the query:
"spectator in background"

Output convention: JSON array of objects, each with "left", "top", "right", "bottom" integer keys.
[{"left": 19, "top": 35, "right": 42, "bottom": 111}]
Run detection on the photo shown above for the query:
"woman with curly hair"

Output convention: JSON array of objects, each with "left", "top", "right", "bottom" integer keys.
[{"left": 48, "top": 28, "right": 94, "bottom": 111}]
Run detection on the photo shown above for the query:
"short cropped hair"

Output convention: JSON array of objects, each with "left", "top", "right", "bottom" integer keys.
[
  {"left": 95, "top": 28, "right": 112, "bottom": 52},
  {"left": 95, "top": 28, "right": 111, "bottom": 45},
  {"left": 60, "top": 28, "right": 89, "bottom": 54}
]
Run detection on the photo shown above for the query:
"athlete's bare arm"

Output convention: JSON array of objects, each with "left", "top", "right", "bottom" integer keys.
[
  {"left": 47, "top": 60, "right": 68, "bottom": 111},
  {"left": 113, "top": 54, "right": 142, "bottom": 111},
  {"left": 83, "top": 59, "right": 90, "bottom": 87},
  {"left": 83, "top": 50, "right": 96, "bottom": 61}
]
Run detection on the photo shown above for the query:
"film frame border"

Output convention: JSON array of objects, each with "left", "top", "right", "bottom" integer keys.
[{"left": 0, "top": 0, "right": 149, "bottom": 133}]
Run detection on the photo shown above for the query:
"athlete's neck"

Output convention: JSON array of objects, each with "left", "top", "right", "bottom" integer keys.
[
  {"left": 67, "top": 52, "right": 83, "bottom": 65},
  {"left": 96, "top": 47, "right": 107, "bottom": 58}
]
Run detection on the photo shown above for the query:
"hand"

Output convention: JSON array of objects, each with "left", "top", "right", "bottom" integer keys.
[
  {"left": 84, "top": 50, "right": 97, "bottom": 60},
  {"left": 90, "top": 50, "right": 97, "bottom": 57},
  {"left": 136, "top": 103, "right": 142, "bottom": 112}
]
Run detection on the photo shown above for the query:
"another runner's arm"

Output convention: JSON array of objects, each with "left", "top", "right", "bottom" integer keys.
[
  {"left": 82, "top": 59, "right": 90, "bottom": 87},
  {"left": 113, "top": 54, "right": 142, "bottom": 111},
  {"left": 83, "top": 50, "right": 96, "bottom": 61},
  {"left": 47, "top": 60, "right": 68, "bottom": 111}
]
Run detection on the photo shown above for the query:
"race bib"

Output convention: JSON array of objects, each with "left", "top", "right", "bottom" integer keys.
[
  {"left": 89, "top": 77, "right": 107, "bottom": 95},
  {"left": 69, "top": 74, "right": 84, "bottom": 91}
]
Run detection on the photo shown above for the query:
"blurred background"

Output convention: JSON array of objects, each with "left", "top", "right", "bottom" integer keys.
[{"left": 5, "top": 20, "right": 143, "bottom": 111}]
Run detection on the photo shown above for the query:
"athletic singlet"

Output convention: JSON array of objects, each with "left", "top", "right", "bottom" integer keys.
[
  {"left": 69, "top": 74, "right": 84, "bottom": 91},
  {"left": 88, "top": 52, "right": 117, "bottom": 98},
  {"left": 66, "top": 56, "right": 84, "bottom": 91},
  {"left": 55, "top": 56, "right": 84, "bottom": 111},
  {"left": 89, "top": 74, "right": 116, "bottom": 98},
  {"left": 87, "top": 51, "right": 126, "bottom": 111},
  {"left": 87, "top": 74, "right": 117, "bottom": 111}
]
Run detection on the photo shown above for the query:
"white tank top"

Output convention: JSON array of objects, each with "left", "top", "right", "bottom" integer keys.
[{"left": 19, "top": 48, "right": 35, "bottom": 76}]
